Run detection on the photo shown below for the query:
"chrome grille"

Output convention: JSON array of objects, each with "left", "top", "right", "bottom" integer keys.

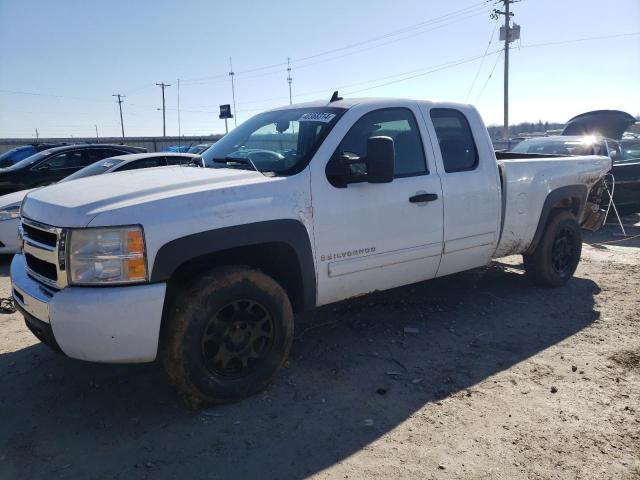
[{"left": 21, "top": 218, "right": 68, "bottom": 289}]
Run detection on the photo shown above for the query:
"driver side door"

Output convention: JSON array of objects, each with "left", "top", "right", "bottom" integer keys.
[{"left": 309, "top": 104, "right": 444, "bottom": 306}]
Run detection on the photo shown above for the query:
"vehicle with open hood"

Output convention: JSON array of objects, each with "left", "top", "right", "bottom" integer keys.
[{"left": 510, "top": 110, "right": 639, "bottom": 213}]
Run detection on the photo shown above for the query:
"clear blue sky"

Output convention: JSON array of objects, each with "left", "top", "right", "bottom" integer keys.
[{"left": 0, "top": 0, "right": 638, "bottom": 138}]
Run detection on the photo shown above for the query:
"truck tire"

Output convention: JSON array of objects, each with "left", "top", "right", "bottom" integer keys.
[
  {"left": 523, "top": 210, "right": 582, "bottom": 287},
  {"left": 162, "top": 266, "right": 294, "bottom": 407}
]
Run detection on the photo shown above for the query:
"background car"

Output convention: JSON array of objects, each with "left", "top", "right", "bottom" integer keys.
[
  {"left": 0, "top": 143, "right": 73, "bottom": 168},
  {"left": 0, "top": 144, "right": 146, "bottom": 196},
  {"left": 0, "top": 152, "right": 199, "bottom": 254},
  {"left": 163, "top": 145, "right": 191, "bottom": 153},
  {"left": 509, "top": 135, "right": 610, "bottom": 156},
  {"left": 510, "top": 110, "right": 640, "bottom": 214},
  {"left": 187, "top": 143, "right": 213, "bottom": 154},
  {"left": 621, "top": 138, "right": 640, "bottom": 160}
]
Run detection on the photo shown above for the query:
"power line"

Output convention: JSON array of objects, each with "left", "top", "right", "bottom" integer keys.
[
  {"left": 465, "top": 17, "right": 500, "bottom": 102},
  {"left": 520, "top": 31, "right": 640, "bottom": 49},
  {"left": 179, "top": 8, "right": 488, "bottom": 90},
  {"left": 294, "top": 2, "right": 488, "bottom": 63},
  {"left": 197, "top": 49, "right": 503, "bottom": 111},
  {"left": 344, "top": 50, "right": 502, "bottom": 95},
  {"left": 0, "top": 89, "right": 112, "bottom": 103},
  {"left": 180, "top": 2, "right": 489, "bottom": 85},
  {"left": 475, "top": 49, "right": 503, "bottom": 103}
]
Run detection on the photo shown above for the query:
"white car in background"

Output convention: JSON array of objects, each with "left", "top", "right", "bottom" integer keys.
[{"left": 0, "top": 152, "right": 199, "bottom": 254}]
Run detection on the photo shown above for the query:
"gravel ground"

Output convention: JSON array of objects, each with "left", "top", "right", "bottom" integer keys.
[{"left": 0, "top": 218, "right": 639, "bottom": 480}]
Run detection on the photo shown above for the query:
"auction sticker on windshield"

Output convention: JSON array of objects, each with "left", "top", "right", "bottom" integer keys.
[{"left": 298, "top": 112, "right": 336, "bottom": 123}]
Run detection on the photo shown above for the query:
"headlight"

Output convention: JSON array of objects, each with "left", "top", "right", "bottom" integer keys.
[
  {"left": 68, "top": 226, "right": 147, "bottom": 285},
  {"left": 0, "top": 203, "right": 21, "bottom": 222}
]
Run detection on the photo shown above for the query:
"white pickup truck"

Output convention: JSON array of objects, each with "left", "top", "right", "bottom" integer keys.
[{"left": 11, "top": 96, "right": 611, "bottom": 405}]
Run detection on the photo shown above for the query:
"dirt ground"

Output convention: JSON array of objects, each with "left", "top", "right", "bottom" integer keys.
[{"left": 1, "top": 218, "right": 639, "bottom": 480}]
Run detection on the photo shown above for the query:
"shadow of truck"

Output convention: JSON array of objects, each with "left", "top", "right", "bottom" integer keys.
[{"left": 0, "top": 261, "right": 600, "bottom": 479}]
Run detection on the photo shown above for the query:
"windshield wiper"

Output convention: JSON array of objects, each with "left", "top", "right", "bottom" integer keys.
[{"left": 212, "top": 156, "right": 267, "bottom": 176}]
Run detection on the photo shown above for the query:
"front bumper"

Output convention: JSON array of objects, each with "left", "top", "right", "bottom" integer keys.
[{"left": 11, "top": 253, "right": 167, "bottom": 363}]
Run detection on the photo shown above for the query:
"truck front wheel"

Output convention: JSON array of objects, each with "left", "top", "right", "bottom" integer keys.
[
  {"left": 162, "top": 266, "right": 294, "bottom": 407},
  {"left": 523, "top": 210, "right": 582, "bottom": 287}
]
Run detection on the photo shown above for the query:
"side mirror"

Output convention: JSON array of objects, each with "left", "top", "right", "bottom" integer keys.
[
  {"left": 366, "top": 136, "right": 394, "bottom": 183},
  {"left": 609, "top": 150, "right": 618, "bottom": 161}
]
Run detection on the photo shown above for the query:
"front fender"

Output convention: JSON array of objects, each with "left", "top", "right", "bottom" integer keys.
[{"left": 150, "top": 219, "right": 316, "bottom": 310}]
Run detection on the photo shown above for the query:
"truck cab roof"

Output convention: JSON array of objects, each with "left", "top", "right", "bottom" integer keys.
[{"left": 268, "top": 97, "right": 473, "bottom": 112}]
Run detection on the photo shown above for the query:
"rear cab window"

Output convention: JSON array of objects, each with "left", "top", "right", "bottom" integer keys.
[{"left": 430, "top": 109, "right": 479, "bottom": 173}]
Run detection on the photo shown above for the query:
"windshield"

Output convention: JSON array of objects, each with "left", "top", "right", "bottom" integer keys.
[
  {"left": 61, "top": 158, "right": 125, "bottom": 182},
  {"left": 188, "top": 145, "right": 210, "bottom": 154},
  {"left": 201, "top": 107, "right": 346, "bottom": 175},
  {"left": 3, "top": 150, "right": 53, "bottom": 171},
  {"left": 0, "top": 146, "right": 37, "bottom": 167},
  {"left": 511, "top": 138, "right": 606, "bottom": 156}
]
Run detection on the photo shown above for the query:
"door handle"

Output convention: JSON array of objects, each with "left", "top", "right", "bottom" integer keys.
[{"left": 409, "top": 193, "right": 438, "bottom": 203}]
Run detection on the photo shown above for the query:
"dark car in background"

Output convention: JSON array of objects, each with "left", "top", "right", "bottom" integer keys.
[
  {"left": 0, "top": 144, "right": 145, "bottom": 195},
  {"left": 510, "top": 135, "right": 611, "bottom": 156},
  {"left": 509, "top": 110, "right": 640, "bottom": 214},
  {"left": 0, "top": 143, "right": 73, "bottom": 168},
  {"left": 0, "top": 152, "right": 200, "bottom": 254},
  {"left": 621, "top": 138, "right": 640, "bottom": 160}
]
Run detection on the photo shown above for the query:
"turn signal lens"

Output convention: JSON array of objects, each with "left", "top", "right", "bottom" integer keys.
[
  {"left": 126, "top": 257, "right": 147, "bottom": 281},
  {"left": 127, "top": 230, "right": 145, "bottom": 255}
]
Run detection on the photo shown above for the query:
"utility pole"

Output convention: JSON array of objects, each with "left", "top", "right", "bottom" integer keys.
[
  {"left": 229, "top": 57, "right": 237, "bottom": 127},
  {"left": 112, "top": 94, "right": 126, "bottom": 139},
  {"left": 177, "top": 78, "right": 181, "bottom": 148},
  {"left": 156, "top": 82, "right": 172, "bottom": 137},
  {"left": 287, "top": 57, "right": 293, "bottom": 105},
  {"left": 492, "top": 0, "right": 519, "bottom": 145},
  {"left": 35, "top": 128, "right": 39, "bottom": 140},
  {"left": 503, "top": 0, "right": 510, "bottom": 144},
  {"left": 94, "top": 124, "right": 99, "bottom": 141}
]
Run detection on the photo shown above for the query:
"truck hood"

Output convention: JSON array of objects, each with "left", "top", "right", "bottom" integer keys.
[
  {"left": 21, "top": 166, "right": 270, "bottom": 227},
  {"left": 562, "top": 110, "right": 636, "bottom": 140}
]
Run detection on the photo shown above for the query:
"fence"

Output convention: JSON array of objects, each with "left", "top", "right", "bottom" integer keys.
[{"left": 0, "top": 135, "right": 224, "bottom": 155}]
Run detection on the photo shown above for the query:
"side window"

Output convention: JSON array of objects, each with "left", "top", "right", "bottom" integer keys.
[
  {"left": 430, "top": 109, "right": 479, "bottom": 173},
  {"left": 336, "top": 108, "right": 427, "bottom": 177},
  {"left": 166, "top": 156, "right": 191, "bottom": 165},
  {"left": 116, "top": 158, "right": 163, "bottom": 171},
  {"left": 39, "top": 151, "right": 83, "bottom": 170},
  {"left": 104, "top": 149, "right": 130, "bottom": 157},
  {"left": 605, "top": 140, "right": 622, "bottom": 162},
  {"left": 83, "top": 148, "right": 117, "bottom": 166}
]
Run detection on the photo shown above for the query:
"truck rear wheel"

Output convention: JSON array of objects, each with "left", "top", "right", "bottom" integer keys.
[
  {"left": 523, "top": 210, "right": 582, "bottom": 287},
  {"left": 162, "top": 266, "right": 294, "bottom": 407}
]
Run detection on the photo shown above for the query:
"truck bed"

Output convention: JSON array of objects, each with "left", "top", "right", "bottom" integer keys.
[{"left": 494, "top": 154, "right": 611, "bottom": 258}]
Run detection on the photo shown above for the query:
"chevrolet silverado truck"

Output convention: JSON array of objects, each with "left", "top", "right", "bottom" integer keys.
[{"left": 11, "top": 97, "right": 611, "bottom": 406}]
